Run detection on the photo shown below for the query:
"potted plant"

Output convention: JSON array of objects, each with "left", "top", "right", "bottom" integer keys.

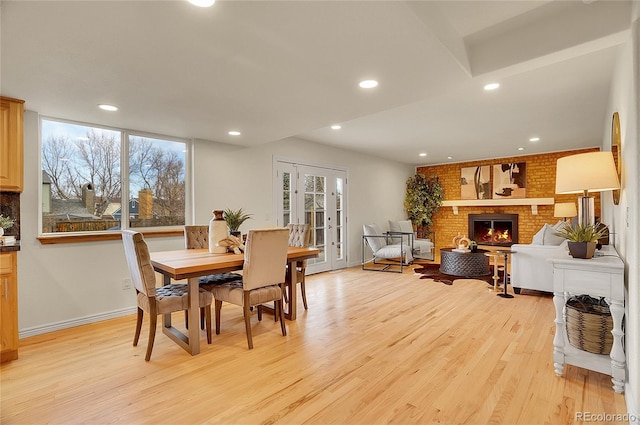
[
  {"left": 469, "top": 240, "right": 478, "bottom": 252},
  {"left": 0, "top": 214, "right": 15, "bottom": 237},
  {"left": 404, "top": 174, "right": 444, "bottom": 237},
  {"left": 554, "top": 222, "right": 608, "bottom": 259},
  {"left": 223, "top": 208, "right": 252, "bottom": 238}
]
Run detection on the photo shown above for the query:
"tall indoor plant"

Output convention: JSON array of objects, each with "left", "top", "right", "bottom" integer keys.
[{"left": 404, "top": 174, "right": 444, "bottom": 235}]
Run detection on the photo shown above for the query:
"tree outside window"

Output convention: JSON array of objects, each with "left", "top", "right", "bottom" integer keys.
[{"left": 41, "top": 118, "right": 186, "bottom": 234}]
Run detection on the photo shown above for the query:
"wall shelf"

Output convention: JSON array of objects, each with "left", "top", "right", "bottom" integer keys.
[{"left": 441, "top": 198, "right": 554, "bottom": 215}]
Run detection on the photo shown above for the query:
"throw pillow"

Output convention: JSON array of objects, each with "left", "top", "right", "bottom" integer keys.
[{"left": 532, "top": 223, "right": 566, "bottom": 245}]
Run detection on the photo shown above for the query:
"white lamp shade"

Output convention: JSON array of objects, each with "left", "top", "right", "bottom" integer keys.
[
  {"left": 553, "top": 202, "right": 577, "bottom": 218},
  {"left": 555, "top": 152, "right": 620, "bottom": 194}
]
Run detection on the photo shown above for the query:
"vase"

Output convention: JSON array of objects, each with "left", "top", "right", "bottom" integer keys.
[
  {"left": 567, "top": 242, "right": 597, "bottom": 259},
  {"left": 209, "top": 210, "right": 228, "bottom": 253}
]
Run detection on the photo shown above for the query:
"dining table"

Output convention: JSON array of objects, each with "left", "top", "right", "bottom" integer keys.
[{"left": 150, "top": 246, "right": 320, "bottom": 356}]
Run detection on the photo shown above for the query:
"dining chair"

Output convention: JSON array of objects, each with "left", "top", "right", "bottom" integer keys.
[
  {"left": 210, "top": 228, "right": 289, "bottom": 349},
  {"left": 286, "top": 223, "right": 311, "bottom": 310},
  {"left": 184, "top": 225, "right": 242, "bottom": 329},
  {"left": 122, "top": 230, "right": 213, "bottom": 361}
]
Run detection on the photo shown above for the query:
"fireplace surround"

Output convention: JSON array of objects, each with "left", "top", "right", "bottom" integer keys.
[{"left": 468, "top": 213, "right": 518, "bottom": 247}]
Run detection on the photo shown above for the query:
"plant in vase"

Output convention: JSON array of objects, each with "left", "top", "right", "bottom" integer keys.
[
  {"left": 223, "top": 208, "right": 252, "bottom": 238},
  {"left": 554, "top": 222, "right": 607, "bottom": 259},
  {"left": 404, "top": 174, "right": 444, "bottom": 237},
  {"left": 468, "top": 240, "right": 478, "bottom": 252},
  {"left": 0, "top": 214, "right": 15, "bottom": 237}
]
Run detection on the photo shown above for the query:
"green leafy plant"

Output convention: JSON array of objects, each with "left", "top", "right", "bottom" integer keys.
[
  {"left": 404, "top": 174, "right": 444, "bottom": 233},
  {"left": 0, "top": 214, "right": 15, "bottom": 230},
  {"left": 223, "top": 208, "right": 252, "bottom": 233},
  {"left": 554, "top": 222, "right": 607, "bottom": 243}
]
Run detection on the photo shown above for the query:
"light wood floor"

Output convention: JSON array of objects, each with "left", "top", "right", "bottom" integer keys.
[{"left": 1, "top": 266, "right": 627, "bottom": 424}]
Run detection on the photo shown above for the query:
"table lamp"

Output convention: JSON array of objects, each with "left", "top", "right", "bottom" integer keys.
[
  {"left": 555, "top": 152, "right": 620, "bottom": 226},
  {"left": 553, "top": 202, "right": 577, "bottom": 222}
]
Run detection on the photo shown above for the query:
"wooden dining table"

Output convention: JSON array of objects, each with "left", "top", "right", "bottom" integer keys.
[{"left": 150, "top": 246, "right": 319, "bottom": 356}]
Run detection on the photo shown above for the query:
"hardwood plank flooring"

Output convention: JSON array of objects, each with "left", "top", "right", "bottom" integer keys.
[{"left": 1, "top": 266, "right": 627, "bottom": 424}]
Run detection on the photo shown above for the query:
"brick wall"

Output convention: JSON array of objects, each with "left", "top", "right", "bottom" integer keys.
[{"left": 416, "top": 148, "right": 600, "bottom": 260}]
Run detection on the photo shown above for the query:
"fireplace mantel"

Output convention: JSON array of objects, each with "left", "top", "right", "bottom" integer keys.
[{"left": 441, "top": 198, "right": 554, "bottom": 215}]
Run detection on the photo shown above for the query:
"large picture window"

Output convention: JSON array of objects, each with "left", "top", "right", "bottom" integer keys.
[{"left": 41, "top": 117, "right": 187, "bottom": 234}]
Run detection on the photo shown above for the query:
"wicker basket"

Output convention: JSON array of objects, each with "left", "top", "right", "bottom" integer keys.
[{"left": 565, "top": 295, "right": 613, "bottom": 355}]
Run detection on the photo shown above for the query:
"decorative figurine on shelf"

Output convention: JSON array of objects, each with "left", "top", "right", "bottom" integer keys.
[{"left": 209, "top": 210, "right": 229, "bottom": 254}]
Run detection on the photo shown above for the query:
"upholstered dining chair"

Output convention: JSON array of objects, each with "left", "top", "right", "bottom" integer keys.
[
  {"left": 210, "top": 228, "right": 289, "bottom": 349},
  {"left": 184, "top": 225, "right": 242, "bottom": 329},
  {"left": 286, "top": 223, "right": 311, "bottom": 310},
  {"left": 122, "top": 230, "right": 213, "bottom": 361}
]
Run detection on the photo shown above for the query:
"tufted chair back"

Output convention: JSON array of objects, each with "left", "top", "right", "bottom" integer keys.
[
  {"left": 122, "top": 230, "right": 156, "bottom": 296},
  {"left": 185, "top": 225, "right": 209, "bottom": 249},
  {"left": 287, "top": 223, "right": 310, "bottom": 248}
]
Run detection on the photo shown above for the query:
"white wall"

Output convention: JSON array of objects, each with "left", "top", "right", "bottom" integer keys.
[
  {"left": 17, "top": 112, "right": 412, "bottom": 335},
  {"left": 605, "top": 5, "right": 640, "bottom": 419}
]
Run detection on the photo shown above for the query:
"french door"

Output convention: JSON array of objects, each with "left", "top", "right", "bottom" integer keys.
[{"left": 274, "top": 160, "right": 347, "bottom": 274}]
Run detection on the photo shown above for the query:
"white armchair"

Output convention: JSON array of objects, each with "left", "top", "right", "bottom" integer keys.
[
  {"left": 389, "top": 220, "right": 434, "bottom": 261},
  {"left": 362, "top": 224, "right": 413, "bottom": 272}
]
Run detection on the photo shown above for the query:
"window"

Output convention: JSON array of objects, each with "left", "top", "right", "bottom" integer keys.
[{"left": 40, "top": 117, "right": 187, "bottom": 234}]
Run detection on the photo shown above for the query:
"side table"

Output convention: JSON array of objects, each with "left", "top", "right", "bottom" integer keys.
[
  {"left": 494, "top": 249, "right": 516, "bottom": 299},
  {"left": 548, "top": 245, "right": 625, "bottom": 393}
]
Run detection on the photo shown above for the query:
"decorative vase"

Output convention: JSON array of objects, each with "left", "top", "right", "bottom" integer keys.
[
  {"left": 567, "top": 242, "right": 597, "bottom": 259},
  {"left": 209, "top": 210, "right": 228, "bottom": 253}
]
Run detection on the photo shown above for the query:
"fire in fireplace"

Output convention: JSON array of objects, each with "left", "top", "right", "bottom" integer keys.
[{"left": 468, "top": 213, "right": 518, "bottom": 246}]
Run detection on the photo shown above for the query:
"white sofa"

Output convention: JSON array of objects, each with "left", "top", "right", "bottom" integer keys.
[{"left": 510, "top": 221, "right": 567, "bottom": 294}]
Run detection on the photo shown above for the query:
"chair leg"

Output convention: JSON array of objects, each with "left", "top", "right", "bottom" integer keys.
[
  {"left": 184, "top": 310, "right": 189, "bottom": 329},
  {"left": 301, "top": 273, "right": 308, "bottom": 310},
  {"left": 145, "top": 313, "right": 157, "bottom": 362},
  {"left": 205, "top": 305, "right": 212, "bottom": 344},
  {"left": 200, "top": 307, "right": 205, "bottom": 330},
  {"left": 133, "top": 307, "right": 143, "bottom": 346},
  {"left": 215, "top": 300, "right": 222, "bottom": 335},
  {"left": 257, "top": 304, "right": 263, "bottom": 321},
  {"left": 243, "top": 292, "right": 253, "bottom": 349},
  {"left": 277, "top": 299, "right": 287, "bottom": 336}
]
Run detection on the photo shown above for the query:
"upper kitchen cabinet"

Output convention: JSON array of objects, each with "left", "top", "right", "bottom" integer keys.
[{"left": 0, "top": 97, "right": 25, "bottom": 192}]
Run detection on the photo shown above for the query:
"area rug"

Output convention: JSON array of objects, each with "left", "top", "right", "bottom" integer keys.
[{"left": 414, "top": 263, "right": 503, "bottom": 286}]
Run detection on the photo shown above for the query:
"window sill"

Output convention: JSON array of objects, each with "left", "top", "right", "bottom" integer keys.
[{"left": 37, "top": 229, "right": 184, "bottom": 245}]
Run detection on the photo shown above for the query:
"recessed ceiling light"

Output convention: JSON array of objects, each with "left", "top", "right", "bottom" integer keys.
[
  {"left": 228, "top": 131, "right": 241, "bottom": 136},
  {"left": 331, "top": 125, "right": 342, "bottom": 130},
  {"left": 484, "top": 83, "right": 500, "bottom": 91},
  {"left": 517, "top": 147, "right": 525, "bottom": 151},
  {"left": 419, "top": 153, "right": 427, "bottom": 157},
  {"left": 98, "top": 104, "right": 118, "bottom": 111},
  {"left": 188, "top": 0, "right": 215, "bottom": 7},
  {"left": 359, "top": 80, "right": 378, "bottom": 89},
  {"left": 529, "top": 137, "right": 540, "bottom": 142},
  {"left": 447, "top": 156, "right": 453, "bottom": 160}
]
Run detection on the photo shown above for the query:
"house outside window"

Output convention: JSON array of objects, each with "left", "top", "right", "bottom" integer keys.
[{"left": 40, "top": 117, "right": 187, "bottom": 234}]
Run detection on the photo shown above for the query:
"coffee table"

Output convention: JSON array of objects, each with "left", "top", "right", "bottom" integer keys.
[{"left": 439, "top": 248, "right": 490, "bottom": 277}]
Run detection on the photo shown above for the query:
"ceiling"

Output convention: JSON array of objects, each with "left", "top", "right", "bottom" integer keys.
[{"left": 0, "top": 0, "right": 632, "bottom": 165}]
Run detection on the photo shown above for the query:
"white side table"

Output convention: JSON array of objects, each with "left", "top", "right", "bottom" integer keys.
[{"left": 549, "top": 245, "right": 625, "bottom": 393}]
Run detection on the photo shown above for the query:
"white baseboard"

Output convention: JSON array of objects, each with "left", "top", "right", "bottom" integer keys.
[
  {"left": 19, "top": 307, "right": 137, "bottom": 339},
  {"left": 626, "top": 383, "right": 639, "bottom": 425}
]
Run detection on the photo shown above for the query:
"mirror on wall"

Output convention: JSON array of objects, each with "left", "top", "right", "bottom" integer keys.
[{"left": 611, "top": 112, "right": 621, "bottom": 205}]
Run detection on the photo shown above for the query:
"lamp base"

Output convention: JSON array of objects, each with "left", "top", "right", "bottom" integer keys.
[{"left": 578, "top": 195, "right": 595, "bottom": 226}]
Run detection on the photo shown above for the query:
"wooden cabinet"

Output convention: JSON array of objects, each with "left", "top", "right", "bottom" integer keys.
[
  {"left": 549, "top": 245, "right": 625, "bottom": 393},
  {"left": 0, "top": 96, "right": 25, "bottom": 192},
  {"left": 1, "top": 251, "right": 18, "bottom": 362}
]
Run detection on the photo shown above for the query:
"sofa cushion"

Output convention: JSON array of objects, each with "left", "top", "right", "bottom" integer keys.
[
  {"left": 388, "top": 220, "right": 414, "bottom": 244},
  {"left": 532, "top": 223, "right": 566, "bottom": 245}
]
